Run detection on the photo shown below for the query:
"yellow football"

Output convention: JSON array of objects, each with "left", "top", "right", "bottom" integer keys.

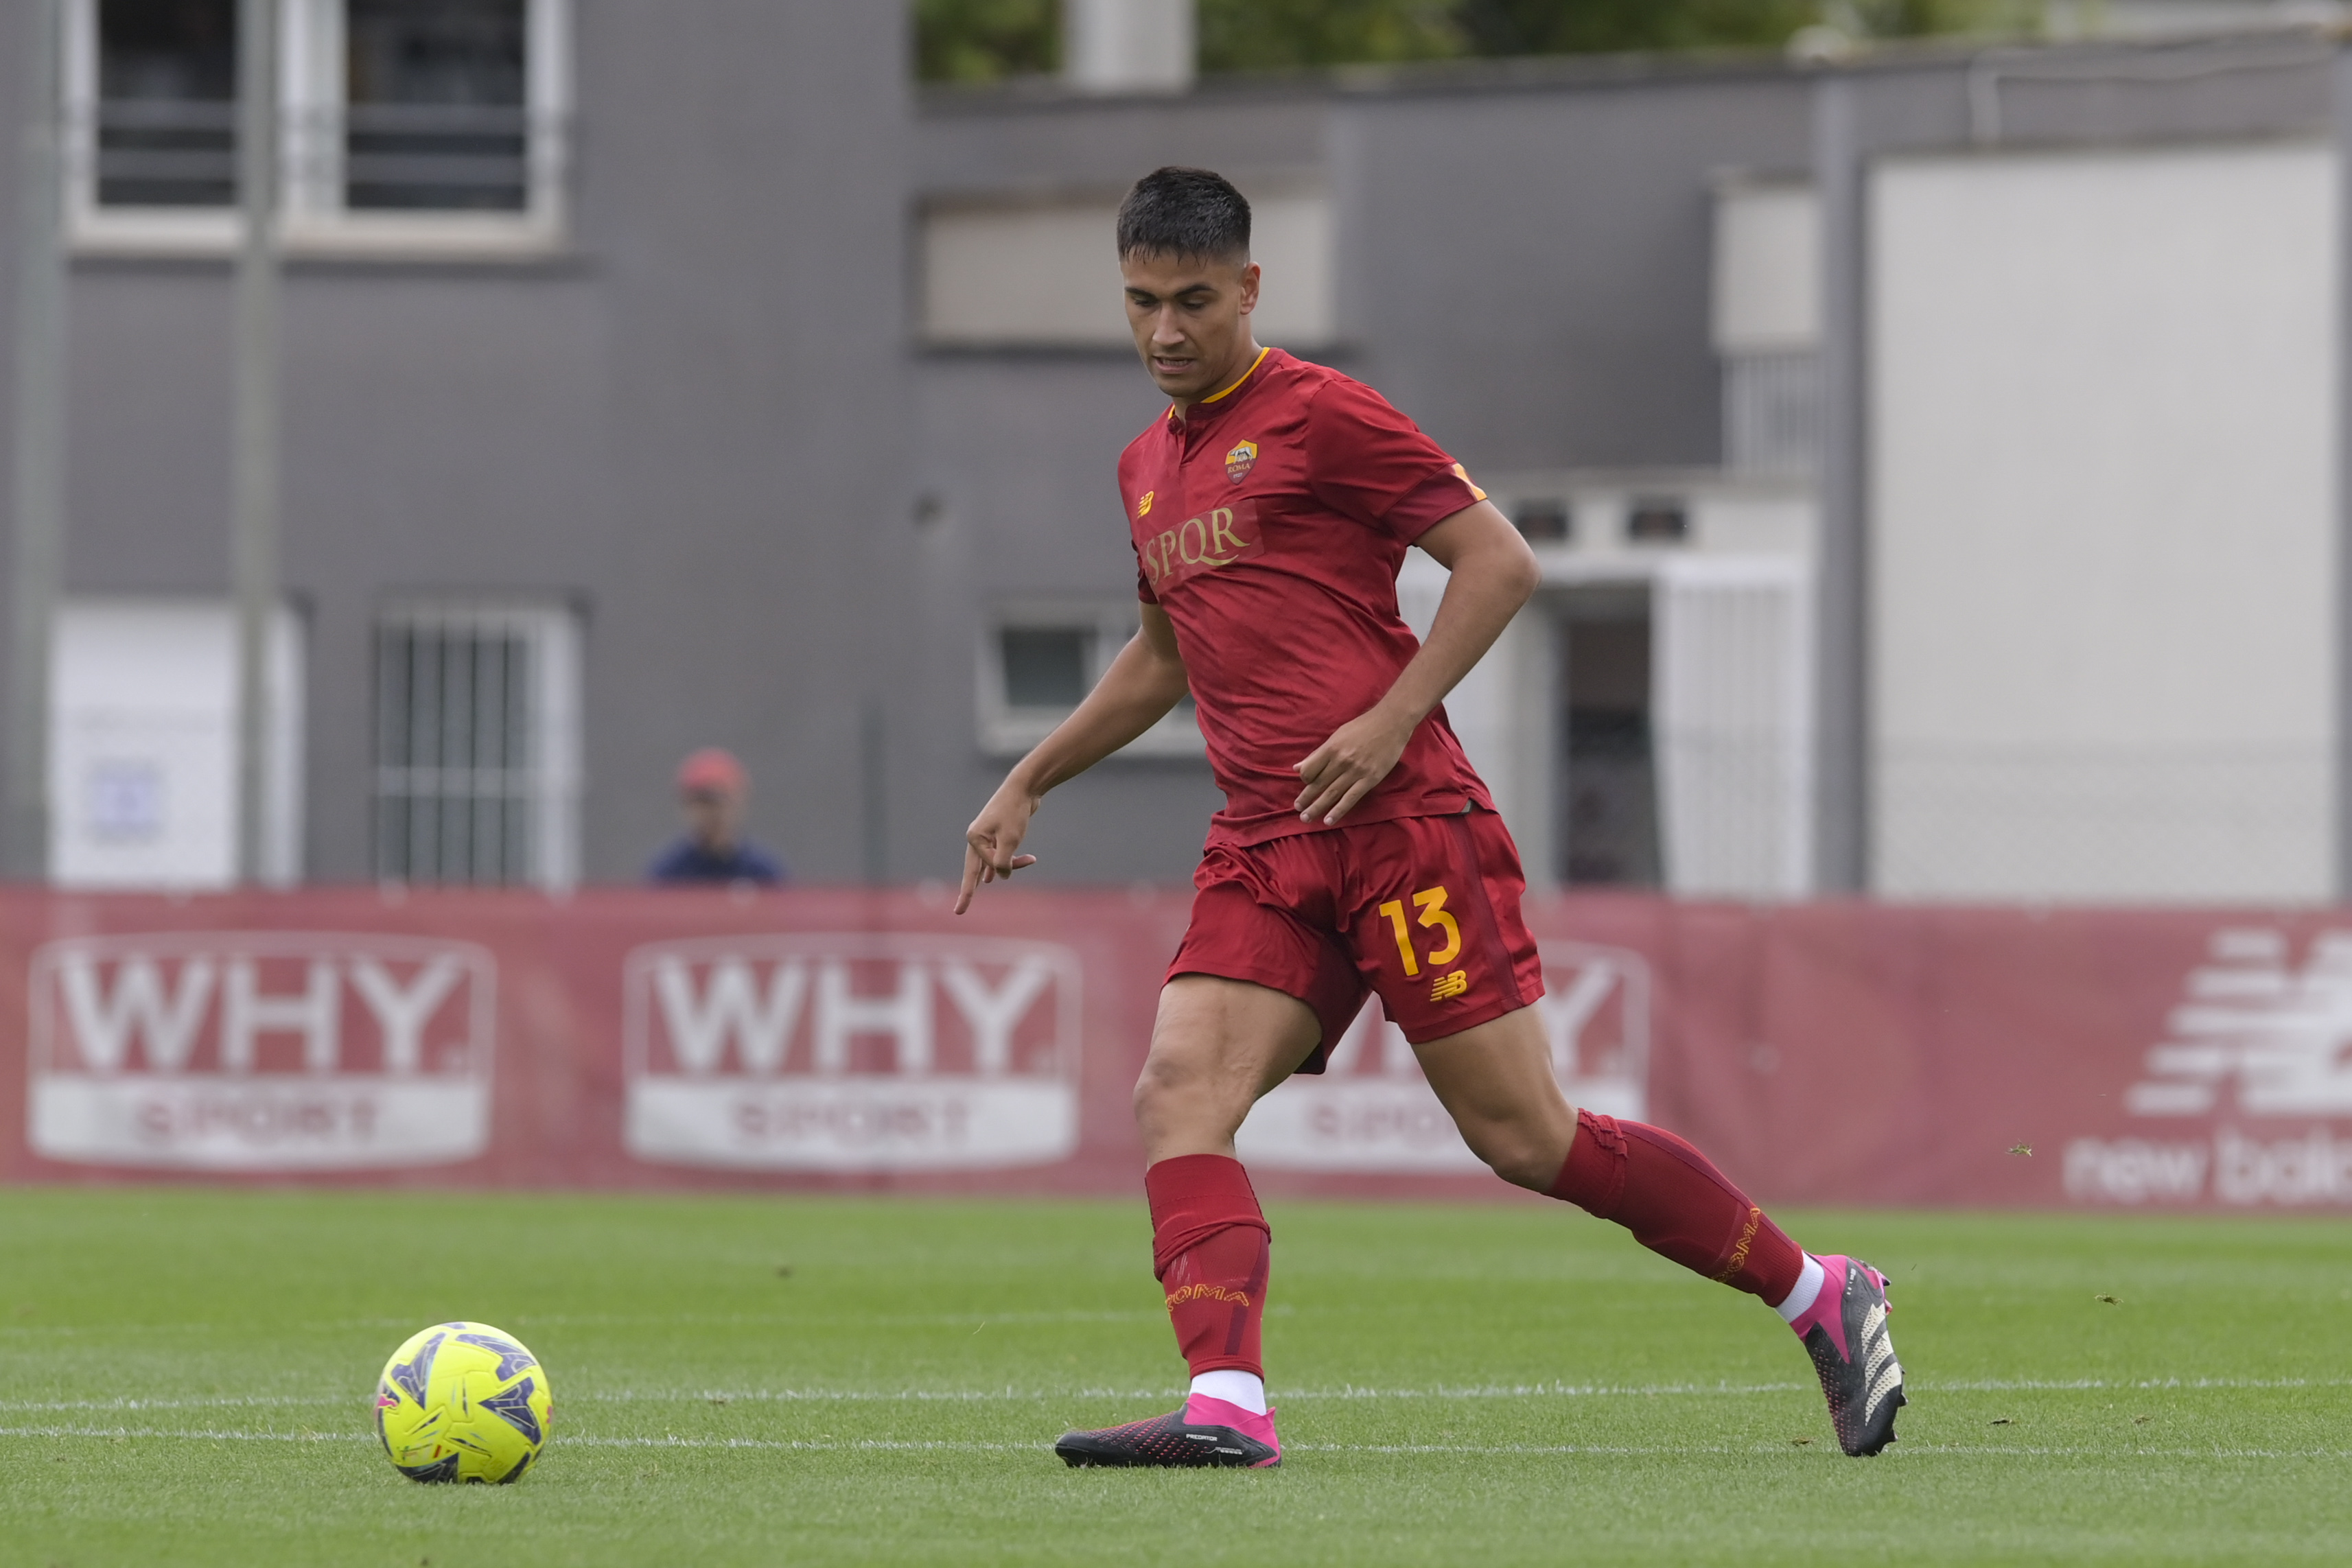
[{"left": 374, "top": 1321, "right": 551, "bottom": 1484}]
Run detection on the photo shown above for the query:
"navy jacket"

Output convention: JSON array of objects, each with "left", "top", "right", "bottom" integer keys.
[{"left": 647, "top": 837, "right": 787, "bottom": 887}]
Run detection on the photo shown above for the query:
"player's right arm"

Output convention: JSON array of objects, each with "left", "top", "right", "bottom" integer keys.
[{"left": 956, "top": 602, "right": 1189, "bottom": 913}]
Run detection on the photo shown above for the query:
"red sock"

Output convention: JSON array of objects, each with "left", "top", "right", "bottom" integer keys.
[
  {"left": 1145, "top": 1154, "right": 1271, "bottom": 1379},
  {"left": 1548, "top": 1109, "right": 1805, "bottom": 1305}
]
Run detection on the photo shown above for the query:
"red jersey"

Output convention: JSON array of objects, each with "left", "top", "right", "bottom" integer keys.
[{"left": 1121, "top": 347, "right": 1493, "bottom": 848}]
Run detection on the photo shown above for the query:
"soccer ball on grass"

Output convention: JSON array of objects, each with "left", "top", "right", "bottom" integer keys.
[{"left": 375, "top": 1320, "right": 552, "bottom": 1484}]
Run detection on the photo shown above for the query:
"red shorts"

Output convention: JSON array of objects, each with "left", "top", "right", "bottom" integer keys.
[{"left": 1167, "top": 808, "right": 1546, "bottom": 1068}]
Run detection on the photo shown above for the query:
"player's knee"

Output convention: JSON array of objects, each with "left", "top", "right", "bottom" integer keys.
[
  {"left": 1460, "top": 1119, "right": 1565, "bottom": 1191},
  {"left": 1130, "top": 1049, "right": 1200, "bottom": 1125}
]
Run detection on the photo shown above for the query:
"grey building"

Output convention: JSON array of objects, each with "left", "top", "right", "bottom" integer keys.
[
  {"left": 4, "top": 3, "right": 2349, "bottom": 902},
  {"left": 0, "top": 0, "right": 915, "bottom": 889}
]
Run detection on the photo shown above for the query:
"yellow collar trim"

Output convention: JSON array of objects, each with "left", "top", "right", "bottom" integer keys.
[{"left": 1198, "top": 346, "right": 1270, "bottom": 406}]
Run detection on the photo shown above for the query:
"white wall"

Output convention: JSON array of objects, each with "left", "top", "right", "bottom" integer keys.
[
  {"left": 922, "top": 191, "right": 1334, "bottom": 349},
  {"left": 1713, "top": 181, "right": 1820, "bottom": 353},
  {"left": 1399, "top": 552, "right": 1555, "bottom": 884},
  {"left": 1063, "top": 0, "right": 1194, "bottom": 93},
  {"left": 51, "top": 600, "right": 303, "bottom": 889},
  {"left": 1655, "top": 557, "right": 1813, "bottom": 898},
  {"left": 1871, "top": 142, "right": 2337, "bottom": 902}
]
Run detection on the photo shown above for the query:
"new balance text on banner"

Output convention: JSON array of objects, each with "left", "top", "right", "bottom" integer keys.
[
  {"left": 1, "top": 887, "right": 2350, "bottom": 1206},
  {"left": 2067, "top": 927, "right": 2352, "bottom": 1206}
]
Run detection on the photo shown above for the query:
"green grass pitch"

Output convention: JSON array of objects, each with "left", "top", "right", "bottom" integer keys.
[{"left": 0, "top": 1189, "right": 2346, "bottom": 1566}]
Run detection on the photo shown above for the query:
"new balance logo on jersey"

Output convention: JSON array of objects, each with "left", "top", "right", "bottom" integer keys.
[{"left": 1429, "top": 970, "right": 1468, "bottom": 1003}]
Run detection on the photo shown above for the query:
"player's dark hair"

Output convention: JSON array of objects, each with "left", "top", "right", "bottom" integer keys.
[{"left": 1117, "top": 167, "right": 1250, "bottom": 263}]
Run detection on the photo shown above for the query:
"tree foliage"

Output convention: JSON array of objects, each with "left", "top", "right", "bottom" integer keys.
[
  {"left": 914, "top": 1, "right": 2034, "bottom": 83},
  {"left": 1449, "top": 0, "right": 1815, "bottom": 56},
  {"left": 1196, "top": 1, "right": 1461, "bottom": 73},
  {"left": 916, "top": 0, "right": 1057, "bottom": 84}
]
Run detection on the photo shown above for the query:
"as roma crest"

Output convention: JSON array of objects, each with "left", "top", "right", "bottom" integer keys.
[{"left": 1224, "top": 441, "right": 1258, "bottom": 484}]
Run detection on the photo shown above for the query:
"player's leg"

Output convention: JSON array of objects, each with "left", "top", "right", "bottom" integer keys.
[
  {"left": 1412, "top": 1003, "right": 1815, "bottom": 1302},
  {"left": 1133, "top": 972, "right": 1322, "bottom": 1163},
  {"left": 1054, "top": 976, "right": 1317, "bottom": 1471},
  {"left": 1058, "top": 858, "right": 1360, "bottom": 1470},
  {"left": 1410, "top": 1005, "right": 1905, "bottom": 1455},
  {"left": 1362, "top": 812, "right": 1905, "bottom": 1456}
]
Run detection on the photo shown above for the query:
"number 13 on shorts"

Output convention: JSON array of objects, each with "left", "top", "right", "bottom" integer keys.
[{"left": 1377, "top": 887, "right": 1460, "bottom": 978}]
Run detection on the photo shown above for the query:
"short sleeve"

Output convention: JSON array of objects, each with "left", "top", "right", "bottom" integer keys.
[
  {"left": 1303, "top": 378, "right": 1486, "bottom": 542},
  {"left": 1117, "top": 449, "right": 1160, "bottom": 602}
]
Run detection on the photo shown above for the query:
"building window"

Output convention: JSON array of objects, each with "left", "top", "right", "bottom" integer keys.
[
  {"left": 1557, "top": 588, "right": 1660, "bottom": 890},
  {"left": 342, "top": 0, "right": 528, "bottom": 212},
  {"left": 978, "top": 602, "right": 1201, "bottom": 758},
  {"left": 67, "top": 0, "right": 569, "bottom": 255},
  {"left": 1513, "top": 498, "right": 1571, "bottom": 544},
  {"left": 373, "top": 602, "right": 579, "bottom": 889},
  {"left": 999, "top": 627, "right": 1091, "bottom": 710},
  {"left": 89, "top": 0, "right": 237, "bottom": 209}
]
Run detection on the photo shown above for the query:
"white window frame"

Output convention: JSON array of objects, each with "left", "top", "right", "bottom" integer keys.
[
  {"left": 977, "top": 600, "right": 1203, "bottom": 760},
  {"left": 65, "top": 0, "right": 571, "bottom": 259},
  {"left": 373, "top": 599, "right": 581, "bottom": 890}
]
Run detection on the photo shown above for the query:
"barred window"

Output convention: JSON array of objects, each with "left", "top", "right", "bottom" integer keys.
[
  {"left": 373, "top": 603, "right": 578, "bottom": 888},
  {"left": 344, "top": 0, "right": 530, "bottom": 213},
  {"left": 89, "top": 0, "right": 237, "bottom": 209}
]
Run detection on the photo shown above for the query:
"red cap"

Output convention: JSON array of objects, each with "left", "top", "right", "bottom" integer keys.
[{"left": 675, "top": 747, "right": 747, "bottom": 797}]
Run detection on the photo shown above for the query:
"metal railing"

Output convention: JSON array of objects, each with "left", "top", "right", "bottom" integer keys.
[
  {"left": 76, "top": 99, "right": 561, "bottom": 217},
  {"left": 1723, "top": 350, "right": 1821, "bottom": 476},
  {"left": 373, "top": 622, "right": 537, "bottom": 887}
]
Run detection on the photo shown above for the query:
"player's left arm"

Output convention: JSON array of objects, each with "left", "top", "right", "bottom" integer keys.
[{"left": 1293, "top": 500, "right": 1539, "bottom": 824}]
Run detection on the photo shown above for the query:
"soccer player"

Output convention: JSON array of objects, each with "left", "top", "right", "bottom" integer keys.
[{"left": 955, "top": 167, "right": 1904, "bottom": 1466}]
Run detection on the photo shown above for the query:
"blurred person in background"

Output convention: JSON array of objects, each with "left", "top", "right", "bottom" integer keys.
[{"left": 648, "top": 748, "right": 787, "bottom": 887}]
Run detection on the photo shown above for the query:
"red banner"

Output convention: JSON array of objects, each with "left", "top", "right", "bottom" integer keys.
[{"left": 0, "top": 887, "right": 2344, "bottom": 1208}]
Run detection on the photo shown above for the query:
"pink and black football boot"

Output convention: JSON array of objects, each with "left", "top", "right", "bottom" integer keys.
[
  {"left": 1055, "top": 1394, "right": 1280, "bottom": 1468},
  {"left": 1789, "top": 1254, "right": 1906, "bottom": 1456}
]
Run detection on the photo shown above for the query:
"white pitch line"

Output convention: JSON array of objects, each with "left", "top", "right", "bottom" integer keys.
[
  {"left": 577, "top": 1374, "right": 2352, "bottom": 1403},
  {"left": 0, "top": 1307, "right": 1283, "bottom": 1339},
  {"left": 0, "top": 1396, "right": 354, "bottom": 1413},
  {"left": 0, "top": 1425, "right": 361, "bottom": 1443},
  {"left": 3, "top": 1425, "right": 2349, "bottom": 1462},
  {"left": 0, "top": 1425, "right": 1039, "bottom": 1453},
  {"left": 3, "top": 1374, "right": 2342, "bottom": 1417}
]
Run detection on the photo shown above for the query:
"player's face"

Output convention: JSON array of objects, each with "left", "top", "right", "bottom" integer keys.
[{"left": 1121, "top": 249, "right": 1260, "bottom": 404}]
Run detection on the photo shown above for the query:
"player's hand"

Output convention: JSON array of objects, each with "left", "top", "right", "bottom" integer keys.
[
  {"left": 1294, "top": 709, "right": 1414, "bottom": 826},
  {"left": 957, "top": 785, "right": 1041, "bottom": 913}
]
